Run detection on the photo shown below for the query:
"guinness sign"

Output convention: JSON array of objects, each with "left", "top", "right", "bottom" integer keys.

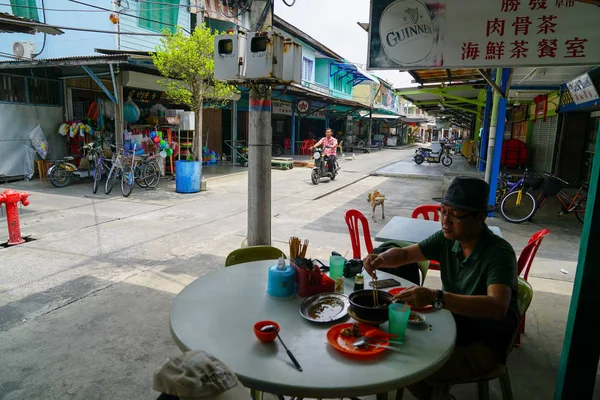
[{"left": 379, "top": 0, "right": 434, "bottom": 65}]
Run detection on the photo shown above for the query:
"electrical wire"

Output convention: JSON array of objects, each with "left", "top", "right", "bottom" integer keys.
[
  {"left": 0, "top": 51, "right": 21, "bottom": 60},
  {"left": 217, "top": 0, "right": 253, "bottom": 19},
  {"left": 0, "top": 2, "right": 179, "bottom": 12},
  {"left": 281, "top": 0, "right": 295, "bottom": 6},
  {"left": 0, "top": 17, "right": 169, "bottom": 35},
  {"left": 31, "top": 0, "right": 47, "bottom": 58},
  {"left": 69, "top": 0, "right": 190, "bottom": 33}
]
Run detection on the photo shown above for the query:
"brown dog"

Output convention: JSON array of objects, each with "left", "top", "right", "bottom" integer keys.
[{"left": 367, "top": 190, "right": 386, "bottom": 221}]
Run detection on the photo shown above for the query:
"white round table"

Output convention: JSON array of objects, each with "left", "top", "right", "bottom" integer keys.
[{"left": 170, "top": 260, "right": 457, "bottom": 398}]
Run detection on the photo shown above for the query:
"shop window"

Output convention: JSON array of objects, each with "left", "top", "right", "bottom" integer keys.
[
  {"left": 10, "top": 0, "right": 39, "bottom": 21},
  {"left": 302, "top": 57, "right": 313, "bottom": 82},
  {"left": 27, "top": 78, "right": 60, "bottom": 105},
  {"left": 0, "top": 74, "right": 60, "bottom": 106},
  {"left": 139, "top": 0, "right": 179, "bottom": 33}
]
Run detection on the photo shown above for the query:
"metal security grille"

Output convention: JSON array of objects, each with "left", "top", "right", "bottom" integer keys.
[{"left": 530, "top": 115, "right": 558, "bottom": 173}]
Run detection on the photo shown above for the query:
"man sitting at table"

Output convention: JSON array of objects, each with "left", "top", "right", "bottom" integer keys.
[{"left": 364, "top": 177, "right": 518, "bottom": 400}]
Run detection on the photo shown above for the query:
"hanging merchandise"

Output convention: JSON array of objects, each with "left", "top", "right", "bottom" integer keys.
[
  {"left": 28, "top": 124, "right": 49, "bottom": 159},
  {"left": 123, "top": 97, "right": 141, "bottom": 123}
]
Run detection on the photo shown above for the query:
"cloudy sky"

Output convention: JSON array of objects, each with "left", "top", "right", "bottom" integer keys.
[{"left": 273, "top": 0, "right": 416, "bottom": 88}]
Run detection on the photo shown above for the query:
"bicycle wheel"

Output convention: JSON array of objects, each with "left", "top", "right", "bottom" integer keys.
[
  {"left": 143, "top": 162, "right": 160, "bottom": 188},
  {"left": 575, "top": 198, "right": 586, "bottom": 224},
  {"left": 500, "top": 190, "right": 537, "bottom": 223},
  {"left": 121, "top": 166, "right": 134, "bottom": 197},
  {"left": 93, "top": 162, "right": 102, "bottom": 194},
  {"left": 135, "top": 164, "right": 148, "bottom": 188},
  {"left": 105, "top": 165, "right": 119, "bottom": 194}
]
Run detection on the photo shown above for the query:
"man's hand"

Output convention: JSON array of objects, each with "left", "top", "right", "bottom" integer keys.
[
  {"left": 394, "top": 286, "right": 436, "bottom": 309},
  {"left": 363, "top": 253, "right": 391, "bottom": 278}
]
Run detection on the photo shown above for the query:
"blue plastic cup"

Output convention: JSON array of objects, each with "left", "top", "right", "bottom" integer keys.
[{"left": 388, "top": 303, "right": 410, "bottom": 343}]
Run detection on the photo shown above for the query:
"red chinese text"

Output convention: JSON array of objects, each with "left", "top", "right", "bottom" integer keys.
[
  {"left": 537, "top": 15, "right": 557, "bottom": 34},
  {"left": 564, "top": 38, "right": 588, "bottom": 58},
  {"left": 555, "top": 0, "right": 574, "bottom": 7},
  {"left": 462, "top": 42, "right": 481, "bottom": 60},
  {"left": 486, "top": 41, "right": 505, "bottom": 59},
  {"left": 501, "top": 0, "right": 521, "bottom": 12},
  {"left": 487, "top": 18, "right": 506, "bottom": 36},
  {"left": 513, "top": 16, "right": 532, "bottom": 35},
  {"left": 537, "top": 39, "right": 557, "bottom": 58},
  {"left": 529, "top": 0, "right": 547, "bottom": 10},
  {"left": 510, "top": 40, "right": 529, "bottom": 58}
]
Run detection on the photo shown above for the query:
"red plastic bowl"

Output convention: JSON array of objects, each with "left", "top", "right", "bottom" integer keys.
[{"left": 253, "top": 320, "right": 280, "bottom": 343}]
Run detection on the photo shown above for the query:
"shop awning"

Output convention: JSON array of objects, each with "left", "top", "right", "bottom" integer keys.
[
  {"left": 331, "top": 62, "right": 380, "bottom": 86},
  {"left": 0, "top": 12, "right": 64, "bottom": 35},
  {"left": 0, "top": 54, "right": 139, "bottom": 69}
]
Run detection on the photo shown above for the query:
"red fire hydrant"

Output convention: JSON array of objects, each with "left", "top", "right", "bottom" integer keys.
[{"left": 0, "top": 189, "right": 30, "bottom": 245}]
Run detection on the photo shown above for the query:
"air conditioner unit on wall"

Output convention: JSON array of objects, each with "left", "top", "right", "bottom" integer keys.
[{"left": 13, "top": 42, "right": 35, "bottom": 59}]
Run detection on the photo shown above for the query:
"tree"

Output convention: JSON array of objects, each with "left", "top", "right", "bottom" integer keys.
[{"left": 153, "top": 24, "right": 237, "bottom": 170}]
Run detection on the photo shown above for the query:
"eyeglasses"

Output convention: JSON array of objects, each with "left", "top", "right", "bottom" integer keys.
[{"left": 437, "top": 208, "right": 473, "bottom": 223}]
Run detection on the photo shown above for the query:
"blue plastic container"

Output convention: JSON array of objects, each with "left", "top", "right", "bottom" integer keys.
[
  {"left": 267, "top": 261, "right": 295, "bottom": 299},
  {"left": 175, "top": 160, "right": 200, "bottom": 193}
]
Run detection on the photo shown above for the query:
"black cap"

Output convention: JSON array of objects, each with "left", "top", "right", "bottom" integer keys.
[{"left": 433, "top": 176, "right": 494, "bottom": 212}]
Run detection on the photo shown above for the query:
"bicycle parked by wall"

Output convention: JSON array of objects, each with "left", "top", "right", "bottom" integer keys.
[
  {"left": 500, "top": 172, "right": 587, "bottom": 224},
  {"left": 495, "top": 169, "right": 543, "bottom": 206},
  {"left": 120, "top": 145, "right": 161, "bottom": 197},
  {"left": 91, "top": 143, "right": 116, "bottom": 194}
]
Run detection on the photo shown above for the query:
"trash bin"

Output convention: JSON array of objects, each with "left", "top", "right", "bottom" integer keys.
[{"left": 175, "top": 160, "right": 200, "bottom": 193}]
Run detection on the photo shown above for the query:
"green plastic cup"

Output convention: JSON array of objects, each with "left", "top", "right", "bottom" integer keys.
[
  {"left": 329, "top": 256, "right": 345, "bottom": 292},
  {"left": 388, "top": 303, "right": 410, "bottom": 343}
]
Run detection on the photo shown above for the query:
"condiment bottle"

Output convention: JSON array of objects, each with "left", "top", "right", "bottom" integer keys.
[{"left": 354, "top": 273, "right": 364, "bottom": 291}]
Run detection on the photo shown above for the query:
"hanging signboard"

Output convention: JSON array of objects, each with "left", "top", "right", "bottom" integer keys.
[
  {"left": 272, "top": 100, "right": 327, "bottom": 119},
  {"left": 368, "top": 0, "right": 600, "bottom": 69},
  {"left": 566, "top": 73, "right": 599, "bottom": 105}
]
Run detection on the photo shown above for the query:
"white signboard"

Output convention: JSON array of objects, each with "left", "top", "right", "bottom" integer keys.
[
  {"left": 566, "top": 73, "right": 599, "bottom": 105},
  {"left": 368, "top": 0, "right": 600, "bottom": 69},
  {"left": 271, "top": 100, "right": 326, "bottom": 119}
]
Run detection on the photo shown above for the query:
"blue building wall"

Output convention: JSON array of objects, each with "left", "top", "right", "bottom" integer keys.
[
  {"left": 315, "top": 58, "right": 329, "bottom": 87},
  {"left": 0, "top": 0, "right": 191, "bottom": 60}
]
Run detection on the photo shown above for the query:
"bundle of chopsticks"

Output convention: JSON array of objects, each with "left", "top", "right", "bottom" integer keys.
[
  {"left": 372, "top": 276, "right": 379, "bottom": 307},
  {"left": 289, "top": 237, "right": 309, "bottom": 259}
]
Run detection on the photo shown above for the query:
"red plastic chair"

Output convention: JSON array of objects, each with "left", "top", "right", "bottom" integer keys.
[
  {"left": 344, "top": 209, "right": 374, "bottom": 259},
  {"left": 411, "top": 205, "right": 441, "bottom": 270},
  {"left": 515, "top": 228, "right": 550, "bottom": 346},
  {"left": 284, "top": 138, "right": 292, "bottom": 151}
]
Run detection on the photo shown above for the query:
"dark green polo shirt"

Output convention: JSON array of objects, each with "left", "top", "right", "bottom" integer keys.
[{"left": 418, "top": 225, "right": 519, "bottom": 359}]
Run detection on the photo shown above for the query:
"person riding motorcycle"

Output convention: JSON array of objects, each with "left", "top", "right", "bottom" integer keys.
[{"left": 311, "top": 128, "right": 338, "bottom": 175}]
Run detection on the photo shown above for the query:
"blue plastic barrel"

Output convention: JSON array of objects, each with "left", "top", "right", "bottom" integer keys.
[{"left": 175, "top": 160, "right": 200, "bottom": 193}]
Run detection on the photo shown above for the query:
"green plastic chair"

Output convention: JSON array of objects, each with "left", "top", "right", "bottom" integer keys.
[
  {"left": 225, "top": 245, "right": 286, "bottom": 267},
  {"left": 450, "top": 277, "right": 534, "bottom": 400}
]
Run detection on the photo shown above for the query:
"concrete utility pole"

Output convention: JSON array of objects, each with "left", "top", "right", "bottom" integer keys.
[
  {"left": 247, "top": 0, "right": 273, "bottom": 246},
  {"left": 484, "top": 69, "right": 503, "bottom": 184}
]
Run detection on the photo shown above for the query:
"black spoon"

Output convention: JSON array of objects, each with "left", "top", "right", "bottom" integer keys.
[{"left": 260, "top": 325, "right": 303, "bottom": 372}]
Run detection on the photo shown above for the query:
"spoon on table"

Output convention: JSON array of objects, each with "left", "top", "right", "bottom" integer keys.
[
  {"left": 260, "top": 325, "right": 303, "bottom": 372},
  {"left": 351, "top": 338, "right": 403, "bottom": 352}
]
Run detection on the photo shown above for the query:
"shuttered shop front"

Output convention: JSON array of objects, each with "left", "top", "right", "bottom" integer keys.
[{"left": 530, "top": 116, "right": 558, "bottom": 173}]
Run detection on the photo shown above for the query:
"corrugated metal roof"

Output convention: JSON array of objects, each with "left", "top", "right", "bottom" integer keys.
[
  {"left": 408, "top": 68, "right": 490, "bottom": 85},
  {"left": 0, "top": 54, "right": 138, "bottom": 69},
  {"left": 0, "top": 12, "right": 63, "bottom": 35}
]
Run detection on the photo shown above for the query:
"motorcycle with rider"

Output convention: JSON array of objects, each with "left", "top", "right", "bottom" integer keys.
[{"left": 310, "top": 128, "right": 340, "bottom": 185}]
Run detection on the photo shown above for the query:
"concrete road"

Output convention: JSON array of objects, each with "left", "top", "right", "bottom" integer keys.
[{"left": 0, "top": 146, "right": 591, "bottom": 400}]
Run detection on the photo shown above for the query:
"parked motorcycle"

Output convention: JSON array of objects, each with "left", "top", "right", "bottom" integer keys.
[
  {"left": 414, "top": 145, "right": 453, "bottom": 167},
  {"left": 311, "top": 147, "right": 339, "bottom": 185},
  {"left": 47, "top": 143, "right": 96, "bottom": 187}
]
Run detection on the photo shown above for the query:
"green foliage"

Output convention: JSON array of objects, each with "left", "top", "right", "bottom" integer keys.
[
  {"left": 153, "top": 24, "right": 237, "bottom": 162},
  {"left": 152, "top": 24, "right": 237, "bottom": 112}
]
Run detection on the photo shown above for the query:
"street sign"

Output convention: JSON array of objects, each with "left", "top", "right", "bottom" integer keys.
[
  {"left": 566, "top": 73, "right": 599, "bottom": 105},
  {"left": 297, "top": 99, "right": 310, "bottom": 113},
  {"left": 368, "top": 0, "right": 600, "bottom": 69}
]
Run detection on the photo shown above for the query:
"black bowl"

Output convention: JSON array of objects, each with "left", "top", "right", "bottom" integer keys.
[{"left": 348, "top": 289, "right": 394, "bottom": 323}]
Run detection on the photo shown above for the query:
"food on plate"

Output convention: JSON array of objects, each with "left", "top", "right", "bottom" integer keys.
[
  {"left": 308, "top": 298, "right": 339, "bottom": 319},
  {"left": 409, "top": 312, "right": 424, "bottom": 324},
  {"left": 340, "top": 323, "right": 361, "bottom": 338}
]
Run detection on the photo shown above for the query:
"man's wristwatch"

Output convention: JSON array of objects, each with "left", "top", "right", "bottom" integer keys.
[{"left": 433, "top": 290, "right": 445, "bottom": 310}]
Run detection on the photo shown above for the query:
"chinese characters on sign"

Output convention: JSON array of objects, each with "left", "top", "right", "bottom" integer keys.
[
  {"left": 465, "top": 1, "right": 583, "bottom": 62},
  {"left": 369, "top": 0, "right": 600, "bottom": 69},
  {"left": 566, "top": 73, "right": 600, "bottom": 105},
  {"left": 126, "top": 88, "right": 161, "bottom": 103}
]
